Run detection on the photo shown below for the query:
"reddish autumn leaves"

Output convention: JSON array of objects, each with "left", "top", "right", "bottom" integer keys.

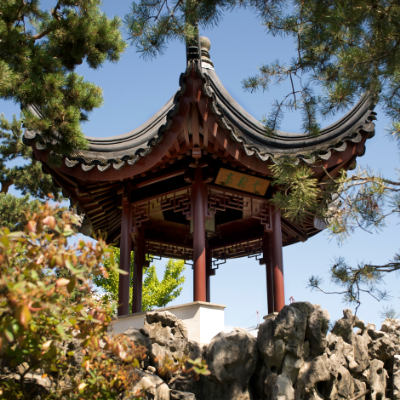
[
  {"left": 0, "top": 203, "right": 209, "bottom": 399},
  {"left": 0, "top": 203, "right": 146, "bottom": 399}
]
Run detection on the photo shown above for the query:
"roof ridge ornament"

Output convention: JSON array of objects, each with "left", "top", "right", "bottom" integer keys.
[
  {"left": 200, "top": 36, "right": 214, "bottom": 70},
  {"left": 186, "top": 22, "right": 201, "bottom": 63}
]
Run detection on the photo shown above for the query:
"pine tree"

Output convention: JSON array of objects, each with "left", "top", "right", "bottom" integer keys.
[
  {"left": 125, "top": 0, "right": 400, "bottom": 310},
  {"left": 0, "top": 0, "right": 126, "bottom": 222}
]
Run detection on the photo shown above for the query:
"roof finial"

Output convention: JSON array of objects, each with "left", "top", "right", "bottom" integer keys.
[
  {"left": 200, "top": 36, "right": 214, "bottom": 70},
  {"left": 186, "top": 22, "right": 201, "bottom": 63}
]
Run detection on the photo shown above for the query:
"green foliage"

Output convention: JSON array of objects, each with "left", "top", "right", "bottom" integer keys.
[
  {"left": 269, "top": 157, "right": 321, "bottom": 223},
  {"left": 0, "top": 114, "right": 61, "bottom": 199},
  {"left": 0, "top": 0, "right": 126, "bottom": 236},
  {"left": 125, "top": 0, "right": 229, "bottom": 59},
  {"left": 142, "top": 259, "right": 186, "bottom": 310},
  {"left": 271, "top": 162, "right": 400, "bottom": 310},
  {"left": 127, "top": 0, "right": 400, "bottom": 138},
  {"left": 242, "top": 0, "right": 400, "bottom": 138},
  {"left": 306, "top": 167, "right": 400, "bottom": 310},
  {"left": 0, "top": 0, "right": 126, "bottom": 155},
  {"left": 327, "top": 169, "right": 400, "bottom": 241},
  {"left": 0, "top": 193, "right": 42, "bottom": 231},
  {"left": 93, "top": 247, "right": 186, "bottom": 312},
  {"left": 0, "top": 203, "right": 144, "bottom": 399},
  {"left": 0, "top": 204, "right": 207, "bottom": 399},
  {"left": 308, "top": 256, "right": 390, "bottom": 312}
]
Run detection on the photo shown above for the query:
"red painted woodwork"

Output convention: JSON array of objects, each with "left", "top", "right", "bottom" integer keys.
[
  {"left": 270, "top": 206, "right": 285, "bottom": 312},
  {"left": 118, "top": 201, "right": 132, "bottom": 316},
  {"left": 206, "top": 247, "right": 212, "bottom": 302},
  {"left": 192, "top": 167, "right": 207, "bottom": 302},
  {"left": 132, "top": 228, "right": 145, "bottom": 314},
  {"left": 263, "top": 232, "right": 274, "bottom": 314}
]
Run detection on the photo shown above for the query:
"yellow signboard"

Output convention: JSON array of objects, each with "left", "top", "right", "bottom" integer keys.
[{"left": 215, "top": 168, "right": 270, "bottom": 196}]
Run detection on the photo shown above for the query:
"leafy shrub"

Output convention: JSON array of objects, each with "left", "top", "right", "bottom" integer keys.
[{"left": 0, "top": 203, "right": 209, "bottom": 399}]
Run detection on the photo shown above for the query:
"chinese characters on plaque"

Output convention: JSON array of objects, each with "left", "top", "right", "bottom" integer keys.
[{"left": 215, "top": 168, "right": 270, "bottom": 196}]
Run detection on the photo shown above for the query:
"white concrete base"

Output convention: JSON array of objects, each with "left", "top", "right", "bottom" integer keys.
[{"left": 111, "top": 301, "right": 226, "bottom": 344}]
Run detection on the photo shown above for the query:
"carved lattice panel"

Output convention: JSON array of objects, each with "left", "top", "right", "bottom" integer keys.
[
  {"left": 211, "top": 238, "right": 263, "bottom": 261},
  {"left": 132, "top": 189, "right": 191, "bottom": 228},
  {"left": 145, "top": 240, "right": 193, "bottom": 260},
  {"left": 208, "top": 189, "right": 271, "bottom": 231}
]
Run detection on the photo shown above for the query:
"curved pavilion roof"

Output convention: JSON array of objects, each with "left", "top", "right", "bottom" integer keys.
[
  {"left": 25, "top": 41, "right": 376, "bottom": 173},
  {"left": 24, "top": 38, "right": 376, "bottom": 256}
]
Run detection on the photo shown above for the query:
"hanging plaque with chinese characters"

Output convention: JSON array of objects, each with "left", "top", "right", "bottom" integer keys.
[{"left": 215, "top": 168, "right": 270, "bottom": 196}]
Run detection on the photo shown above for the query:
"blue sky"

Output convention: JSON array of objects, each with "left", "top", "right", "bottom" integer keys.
[{"left": 1, "top": 0, "right": 399, "bottom": 330}]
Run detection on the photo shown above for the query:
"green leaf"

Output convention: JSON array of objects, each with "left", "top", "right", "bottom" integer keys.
[{"left": 4, "top": 329, "right": 14, "bottom": 342}]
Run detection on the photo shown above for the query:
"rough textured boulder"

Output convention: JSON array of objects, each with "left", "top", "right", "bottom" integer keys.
[
  {"left": 296, "top": 353, "right": 332, "bottom": 400},
  {"left": 204, "top": 327, "right": 258, "bottom": 400},
  {"left": 331, "top": 309, "right": 365, "bottom": 344},
  {"left": 254, "top": 302, "right": 331, "bottom": 400},
  {"left": 393, "top": 355, "right": 400, "bottom": 400},
  {"left": 124, "top": 369, "right": 170, "bottom": 400},
  {"left": 368, "top": 331, "right": 397, "bottom": 363},
  {"left": 5, "top": 303, "right": 400, "bottom": 400},
  {"left": 331, "top": 309, "right": 371, "bottom": 374},
  {"left": 170, "top": 389, "right": 196, "bottom": 399},
  {"left": 144, "top": 311, "right": 190, "bottom": 370},
  {"left": 258, "top": 305, "right": 307, "bottom": 375},
  {"left": 326, "top": 334, "right": 358, "bottom": 370},
  {"left": 291, "top": 302, "right": 330, "bottom": 358},
  {"left": 169, "top": 340, "right": 204, "bottom": 395},
  {"left": 368, "top": 359, "right": 388, "bottom": 400},
  {"left": 122, "top": 327, "right": 152, "bottom": 368}
]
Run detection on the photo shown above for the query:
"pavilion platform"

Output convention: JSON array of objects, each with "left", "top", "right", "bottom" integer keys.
[{"left": 110, "top": 301, "right": 226, "bottom": 344}]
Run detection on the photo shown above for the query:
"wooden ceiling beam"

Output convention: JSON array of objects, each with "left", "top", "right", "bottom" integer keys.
[{"left": 280, "top": 219, "right": 307, "bottom": 242}]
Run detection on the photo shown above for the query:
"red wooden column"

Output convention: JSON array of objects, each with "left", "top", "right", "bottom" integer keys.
[
  {"left": 270, "top": 206, "right": 285, "bottom": 312},
  {"left": 118, "top": 200, "right": 132, "bottom": 316},
  {"left": 263, "top": 232, "right": 274, "bottom": 314},
  {"left": 192, "top": 167, "right": 207, "bottom": 302},
  {"left": 206, "top": 247, "right": 212, "bottom": 302},
  {"left": 132, "top": 228, "right": 145, "bottom": 313}
]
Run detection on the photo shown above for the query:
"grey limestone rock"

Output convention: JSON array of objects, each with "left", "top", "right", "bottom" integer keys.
[
  {"left": 292, "top": 302, "right": 330, "bottom": 358},
  {"left": 170, "top": 389, "right": 196, "bottom": 399},
  {"left": 6, "top": 303, "right": 399, "bottom": 400},
  {"left": 381, "top": 319, "right": 400, "bottom": 335},
  {"left": 296, "top": 353, "right": 332, "bottom": 400},
  {"left": 326, "top": 354, "right": 355, "bottom": 400},
  {"left": 124, "top": 369, "right": 170, "bottom": 400},
  {"left": 258, "top": 304, "right": 307, "bottom": 374},
  {"left": 144, "top": 311, "right": 189, "bottom": 370},
  {"left": 331, "top": 309, "right": 365, "bottom": 345},
  {"left": 205, "top": 327, "right": 258, "bottom": 400},
  {"left": 331, "top": 309, "right": 372, "bottom": 374},
  {"left": 123, "top": 327, "right": 152, "bottom": 368},
  {"left": 393, "top": 355, "right": 400, "bottom": 400},
  {"left": 274, "top": 374, "right": 295, "bottom": 400},
  {"left": 368, "top": 359, "right": 388, "bottom": 400},
  {"left": 282, "top": 352, "right": 304, "bottom": 384},
  {"left": 168, "top": 340, "right": 205, "bottom": 396},
  {"left": 353, "top": 379, "right": 367, "bottom": 400},
  {"left": 326, "top": 334, "right": 357, "bottom": 370},
  {"left": 368, "top": 332, "right": 397, "bottom": 363},
  {"left": 353, "top": 329, "right": 371, "bottom": 374}
]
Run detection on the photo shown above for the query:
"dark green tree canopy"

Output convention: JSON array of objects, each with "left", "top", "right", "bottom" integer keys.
[
  {"left": 0, "top": 0, "right": 126, "bottom": 216},
  {"left": 126, "top": 0, "right": 400, "bottom": 140},
  {"left": 0, "top": 0, "right": 126, "bottom": 155}
]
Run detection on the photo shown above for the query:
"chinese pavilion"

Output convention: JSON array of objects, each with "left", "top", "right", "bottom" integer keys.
[{"left": 24, "top": 37, "right": 376, "bottom": 317}]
